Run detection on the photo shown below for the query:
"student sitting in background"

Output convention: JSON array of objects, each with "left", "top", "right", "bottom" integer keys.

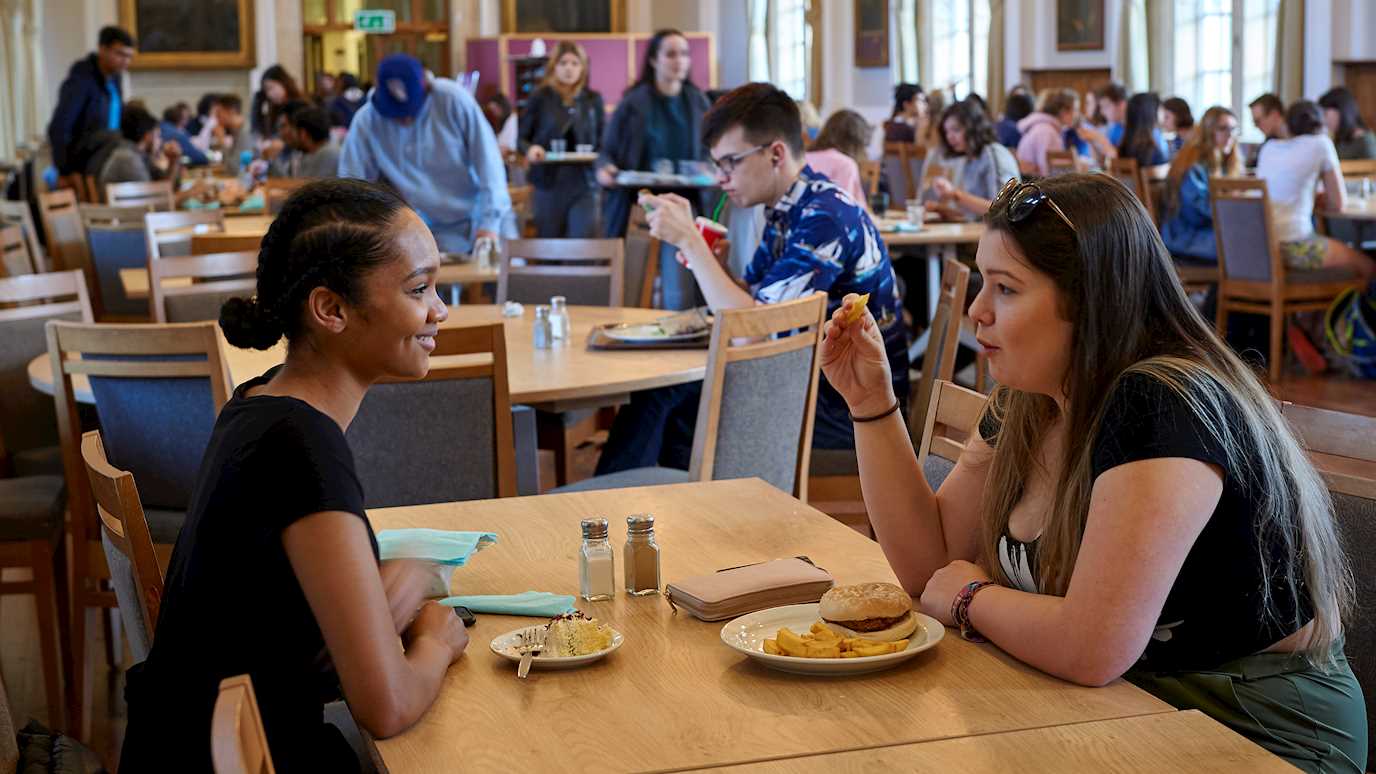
[
  {"left": 1016, "top": 89, "right": 1112, "bottom": 176},
  {"left": 1246, "top": 93, "right": 1288, "bottom": 168},
  {"left": 161, "top": 103, "right": 208, "bottom": 166},
  {"left": 1116, "top": 92, "right": 1170, "bottom": 168},
  {"left": 925, "top": 99, "right": 1021, "bottom": 220},
  {"left": 90, "top": 104, "right": 183, "bottom": 194},
  {"left": 277, "top": 105, "right": 340, "bottom": 178},
  {"left": 996, "top": 91, "right": 1034, "bottom": 149},
  {"left": 884, "top": 83, "right": 928, "bottom": 144},
  {"left": 1160, "top": 106, "right": 1242, "bottom": 263},
  {"left": 1097, "top": 82, "right": 1129, "bottom": 145},
  {"left": 805, "top": 109, "right": 874, "bottom": 209},
  {"left": 1160, "top": 97, "right": 1195, "bottom": 158},
  {"left": 1318, "top": 87, "right": 1376, "bottom": 161}
]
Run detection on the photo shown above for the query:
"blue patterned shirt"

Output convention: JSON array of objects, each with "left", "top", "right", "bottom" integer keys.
[{"left": 745, "top": 165, "right": 910, "bottom": 449}]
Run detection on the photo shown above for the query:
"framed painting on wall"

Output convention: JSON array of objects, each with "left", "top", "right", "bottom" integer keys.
[
  {"left": 1056, "top": 0, "right": 1105, "bottom": 51},
  {"left": 854, "top": 0, "right": 889, "bottom": 68},
  {"left": 119, "top": 0, "right": 255, "bottom": 69}
]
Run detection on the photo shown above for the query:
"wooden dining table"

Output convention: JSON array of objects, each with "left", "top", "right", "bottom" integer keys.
[
  {"left": 359, "top": 478, "right": 1288, "bottom": 773},
  {"left": 27, "top": 305, "right": 707, "bottom": 410}
]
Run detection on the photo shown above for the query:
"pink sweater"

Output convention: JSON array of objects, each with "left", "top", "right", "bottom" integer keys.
[
  {"left": 805, "top": 148, "right": 869, "bottom": 208},
  {"left": 1015, "top": 113, "right": 1067, "bottom": 177}
]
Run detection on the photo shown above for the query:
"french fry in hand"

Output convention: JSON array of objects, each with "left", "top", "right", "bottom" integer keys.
[{"left": 844, "top": 293, "right": 871, "bottom": 323}]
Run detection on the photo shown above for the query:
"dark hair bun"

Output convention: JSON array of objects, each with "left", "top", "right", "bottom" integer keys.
[{"left": 219, "top": 296, "right": 282, "bottom": 351}]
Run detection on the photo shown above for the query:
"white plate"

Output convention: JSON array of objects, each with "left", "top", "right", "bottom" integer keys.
[
  {"left": 600, "top": 322, "right": 709, "bottom": 343},
  {"left": 720, "top": 603, "right": 944, "bottom": 676},
  {"left": 489, "top": 624, "right": 624, "bottom": 670}
]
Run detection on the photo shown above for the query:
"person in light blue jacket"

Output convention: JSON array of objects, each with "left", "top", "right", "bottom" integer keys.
[
  {"left": 339, "top": 54, "right": 514, "bottom": 254},
  {"left": 1159, "top": 106, "right": 1243, "bottom": 262}
]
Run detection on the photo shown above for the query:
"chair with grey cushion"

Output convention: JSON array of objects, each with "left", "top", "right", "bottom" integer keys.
[
  {"left": 1, "top": 224, "right": 34, "bottom": 277},
  {"left": 37, "top": 189, "right": 89, "bottom": 274},
  {"left": 916, "top": 379, "right": 989, "bottom": 492},
  {"left": 47, "top": 319, "right": 232, "bottom": 738},
  {"left": 1280, "top": 402, "right": 1376, "bottom": 768},
  {"left": 0, "top": 199, "right": 48, "bottom": 273},
  {"left": 1210, "top": 177, "right": 1363, "bottom": 382},
  {"left": 105, "top": 180, "right": 173, "bottom": 211},
  {"left": 145, "top": 210, "right": 226, "bottom": 260},
  {"left": 556, "top": 293, "right": 829, "bottom": 499},
  {"left": 148, "top": 250, "right": 257, "bottom": 323},
  {"left": 347, "top": 323, "right": 516, "bottom": 508},
  {"left": 80, "top": 204, "right": 155, "bottom": 320}
]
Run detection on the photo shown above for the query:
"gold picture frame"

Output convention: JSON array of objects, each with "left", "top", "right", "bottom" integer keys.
[
  {"left": 119, "top": 0, "right": 255, "bottom": 69},
  {"left": 854, "top": 0, "right": 889, "bottom": 69},
  {"left": 1056, "top": 0, "right": 1105, "bottom": 52}
]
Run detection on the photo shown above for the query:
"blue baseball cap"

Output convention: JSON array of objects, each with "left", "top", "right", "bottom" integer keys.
[{"left": 372, "top": 54, "right": 427, "bottom": 120}]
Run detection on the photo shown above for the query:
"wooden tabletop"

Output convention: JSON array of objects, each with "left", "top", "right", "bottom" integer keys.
[
  {"left": 685, "top": 711, "right": 1293, "bottom": 773},
  {"left": 119, "top": 261, "right": 498, "bottom": 301},
  {"left": 879, "top": 221, "right": 985, "bottom": 247},
  {"left": 365, "top": 479, "right": 1173, "bottom": 773},
  {"left": 1333, "top": 202, "right": 1376, "bottom": 221},
  {"left": 28, "top": 305, "right": 705, "bottom": 408}
]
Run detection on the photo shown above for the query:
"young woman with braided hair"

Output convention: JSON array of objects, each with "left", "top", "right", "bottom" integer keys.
[{"left": 120, "top": 178, "right": 465, "bottom": 773}]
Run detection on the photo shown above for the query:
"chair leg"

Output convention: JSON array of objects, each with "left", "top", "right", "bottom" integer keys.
[
  {"left": 30, "top": 540, "right": 68, "bottom": 732},
  {"left": 1268, "top": 308, "right": 1284, "bottom": 383},
  {"left": 64, "top": 558, "right": 95, "bottom": 743},
  {"left": 1215, "top": 298, "right": 1228, "bottom": 337}
]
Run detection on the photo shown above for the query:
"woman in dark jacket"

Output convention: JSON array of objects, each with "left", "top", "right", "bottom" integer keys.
[
  {"left": 520, "top": 41, "right": 606, "bottom": 238},
  {"left": 595, "top": 29, "right": 713, "bottom": 309}
]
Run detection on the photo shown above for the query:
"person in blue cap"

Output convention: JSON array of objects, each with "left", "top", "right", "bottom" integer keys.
[{"left": 339, "top": 54, "right": 514, "bottom": 254}]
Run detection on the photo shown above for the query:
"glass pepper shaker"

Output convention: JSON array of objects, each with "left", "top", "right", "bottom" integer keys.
[
  {"left": 624, "top": 514, "right": 661, "bottom": 596},
  {"left": 579, "top": 518, "right": 615, "bottom": 601},
  {"left": 549, "top": 295, "right": 570, "bottom": 341},
  {"left": 532, "top": 305, "right": 553, "bottom": 350}
]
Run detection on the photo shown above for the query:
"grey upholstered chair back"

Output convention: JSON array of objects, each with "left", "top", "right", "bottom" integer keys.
[
  {"left": 880, "top": 153, "right": 922, "bottom": 208},
  {"left": 102, "top": 529, "right": 153, "bottom": 662},
  {"left": 83, "top": 214, "right": 151, "bottom": 318},
  {"left": 498, "top": 238, "right": 625, "bottom": 309},
  {"left": 0, "top": 199, "right": 47, "bottom": 273},
  {"left": 1, "top": 224, "right": 33, "bottom": 276},
  {"left": 348, "top": 377, "right": 499, "bottom": 508},
  {"left": 1211, "top": 185, "right": 1273, "bottom": 283},
  {"left": 164, "top": 293, "right": 239, "bottom": 323},
  {"left": 710, "top": 344, "right": 815, "bottom": 494},
  {"left": 145, "top": 210, "right": 226, "bottom": 260},
  {"left": 37, "top": 189, "right": 89, "bottom": 274},
  {"left": 150, "top": 251, "right": 257, "bottom": 323},
  {"left": 1334, "top": 490, "right": 1376, "bottom": 769}
]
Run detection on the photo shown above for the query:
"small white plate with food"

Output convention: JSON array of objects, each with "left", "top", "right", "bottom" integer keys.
[
  {"left": 720, "top": 583, "right": 943, "bottom": 676},
  {"left": 490, "top": 612, "right": 624, "bottom": 670}
]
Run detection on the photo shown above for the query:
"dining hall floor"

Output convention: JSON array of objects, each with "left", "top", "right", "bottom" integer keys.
[{"left": 0, "top": 372, "right": 1369, "bottom": 770}]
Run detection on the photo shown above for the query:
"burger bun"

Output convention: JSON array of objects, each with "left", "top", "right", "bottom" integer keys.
[{"left": 818, "top": 582, "right": 918, "bottom": 642}]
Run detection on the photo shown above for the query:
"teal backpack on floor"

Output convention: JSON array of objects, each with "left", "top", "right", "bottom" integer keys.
[{"left": 1325, "top": 287, "right": 1376, "bottom": 379}]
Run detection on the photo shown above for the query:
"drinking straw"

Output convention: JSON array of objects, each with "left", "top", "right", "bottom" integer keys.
[{"left": 711, "top": 192, "right": 728, "bottom": 222}]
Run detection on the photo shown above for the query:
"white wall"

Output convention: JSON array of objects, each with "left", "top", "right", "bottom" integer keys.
[{"left": 1019, "top": 0, "right": 1118, "bottom": 74}]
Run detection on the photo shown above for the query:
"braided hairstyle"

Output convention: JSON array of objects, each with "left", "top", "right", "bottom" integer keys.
[{"left": 219, "top": 178, "right": 409, "bottom": 350}]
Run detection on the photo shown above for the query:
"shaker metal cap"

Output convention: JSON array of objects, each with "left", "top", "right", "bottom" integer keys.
[
  {"left": 626, "top": 514, "right": 655, "bottom": 533},
  {"left": 581, "top": 517, "right": 609, "bottom": 539}
]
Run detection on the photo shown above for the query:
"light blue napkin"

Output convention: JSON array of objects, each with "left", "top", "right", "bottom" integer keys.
[
  {"left": 439, "top": 591, "right": 576, "bottom": 617},
  {"left": 376, "top": 528, "right": 497, "bottom": 566},
  {"left": 238, "top": 192, "right": 266, "bottom": 212},
  {"left": 889, "top": 221, "right": 921, "bottom": 233}
]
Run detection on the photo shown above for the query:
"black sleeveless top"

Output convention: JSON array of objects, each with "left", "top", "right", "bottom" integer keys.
[
  {"left": 120, "top": 369, "right": 374, "bottom": 773},
  {"left": 980, "top": 373, "right": 1312, "bottom": 671}
]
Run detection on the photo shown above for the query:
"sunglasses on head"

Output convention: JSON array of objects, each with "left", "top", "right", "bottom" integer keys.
[{"left": 991, "top": 179, "right": 1077, "bottom": 233}]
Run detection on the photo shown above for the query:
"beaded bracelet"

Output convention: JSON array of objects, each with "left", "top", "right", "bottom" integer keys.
[
  {"left": 951, "top": 580, "right": 997, "bottom": 642},
  {"left": 851, "top": 399, "right": 901, "bottom": 423}
]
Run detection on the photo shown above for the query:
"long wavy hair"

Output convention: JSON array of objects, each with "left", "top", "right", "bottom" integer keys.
[
  {"left": 1162, "top": 106, "right": 1243, "bottom": 218},
  {"left": 976, "top": 174, "right": 1352, "bottom": 666},
  {"left": 1116, "top": 92, "right": 1163, "bottom": 167},
  {"left": 811, "top": 109, "right": 873, "bottom": 169},
  {"left": 540, "top": 41, "right": 589, "bottom": 105}
]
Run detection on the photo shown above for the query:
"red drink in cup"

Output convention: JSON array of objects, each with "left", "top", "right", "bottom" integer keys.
[{"left": 696, "top": 216, "right": 727, "bottom": 252}]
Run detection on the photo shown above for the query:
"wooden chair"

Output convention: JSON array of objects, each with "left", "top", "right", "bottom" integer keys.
[
  {"left": 81, "top": 175, "right": 100, "bottom": 204},
  {"left": 1107, "top": 158, "right": 1155, "bottom": 221},
  {"left": 211, "top": 675, "right": 277, "bottom": 774},
  {"left": 0, "top": 199, "right": 48, "bottom": 273},
  {"left": 47, "top": 320, "right": 232, "bottom": 740},
  {"left": 1045, "top": 150, "right": 1077, "bottom": 177},
  {"left": 263, "top": 177, "right": 307, "bottom": 214},
  {"left": 37, "top": 189, "right": 89, "bottom": 273},
  {"left": 497, "top": 238, "right": 625, "bottom": 486},
  {"left": 497, "top": 238, "right": 625, "bottom": 308},
  {"left": 0, "top": 225, "right": 32, "bottom": 277},
  {"left": 808, "top": 259, "right": 971, "bottom": 533},
  {"left": 105, "top": 180, "right": 174, "bottom": 211},
  {"left": 508, "top": 184, "right": 535, "bottom": 238},
  {"left": 1279, "top": 402, "right": 1376, "bottom": 767},
  {"left": 0, "top": 270, "right": 94, "bottom": 733},
  {"left": 1209, "top": 177, "right": 1364, "bottom": 382},
  {"left": 626, "top": 205, "right": 661, "bottom": 308},
  {"left": 80, "top": 204, "right": 155, "bottom": 320},
  {"left": 556, "top": 294, "right": 829, "bottom": 500},
  {"left": 858, "top": 160, "right": 881, "bottom": 200},
  {"left": 880, "top": 142, "right": 924, "bottom": 206},
  {"left": 192, "top": 233, "right": 262, "bottom": 255},
  {"left": 916, "top": 379, "right": 990, "bottom": 488},
  {"left": 149, "top": 251, "right": 257, "bottom": 323},
  {"left": 145, "top": 210, "right": 226, "bottom": 260},
  {"left": 81, "top": 429, "right": 163, "bottom": 662},
  {"left": 0, "top": 671, "right": 17, "bottom": 772},
  {"left": 346, "top": 323, "right": 517, "bottom": 507}
]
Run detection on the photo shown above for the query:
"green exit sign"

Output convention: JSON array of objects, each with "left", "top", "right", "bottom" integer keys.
[{"left": 355, "top": 9, "right": 396, "bottom": 33}]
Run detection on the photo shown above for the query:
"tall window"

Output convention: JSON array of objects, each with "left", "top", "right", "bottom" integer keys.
[
  {"left": 927, "top": 0, "right": 989, "bottom": 100},
  {"left": 1174, "top": 0, "right": 1279, "bottom": 142},
  {"left": 894, "top": 0, "right": 919, "bottom": 85},
  {"left": 746, "top": 0, "right": 816, "bottom": 103}
]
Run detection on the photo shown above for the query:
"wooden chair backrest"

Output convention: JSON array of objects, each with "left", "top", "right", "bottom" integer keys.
[
  {"left": 0, "top": 200, "right": 47, "bottom": 273},
  {"left": 37, "top": 188, "right": 89, "bottom": 273},
  {"left": 1045, "top": 150, "right": 1076, "bottom": 176},
  {"left": 1338, "top": 159, "right": 1376, "bottom": 178},
  {"left": 0, "top": 671, "right": 16, "bottom": 774},
  {"left": 689, "top": 293, "right": 828, "bottom": 500},
  {"left": 145, "top": 210, "right": 227, "bottom": 260},
  {"left": 373, "top": 322, "right": 517, "bottom": 498},
  {"left": 263, "top": 177, "right": 307, "bottom": 214},
  {"left": 0, "top": 225, "right": 32, "bottom": 278},
  {"left": 1208, "top": 176, "right": 1282, "bottom": 291},
  {"left": 82, "top": 175, "right": 100, "bottom": 204},
  {"left": 1107, "top": 157, "right": 1155, "bottom": 220},
  {"left": 47, "top": 320, "right": 233, "bottom": 569},
  {"left": 81, "top": 429, "right": 163, "bottom": 645},
  {"left": 1281, "top": 402, "right": 1376, "bottom": 499},
  {"left": 858, "top": 160, "right": 881, "bottom": 198},
  {"left": 497, "top": 238, "right": 625, "bottom": 308},
  {"left": 908, "top": 258, "right": 971, "bottom": 445},
  {"left": 0, "top": 269, "right": 93, "bottom": 324},
  {"left": 106, "top": 180, "right": 174, "bottom": 212},
  {"left": 192, "top": 233, "right": 262, "bottom": 256},
  {"left": 625, "top": 205, "right": 660, "bottom": 308},
  {"left": 211, "top": 675, "right": 277, "bottom": 774},
  {"left": 881, "top": 142, "right": 922, "bottom": 200},
  {"left": 149, "top": 250, "right": 257, "bottom": 323},
  {"left": 917, "top": 379, "right": 989, "bottom": 467}
]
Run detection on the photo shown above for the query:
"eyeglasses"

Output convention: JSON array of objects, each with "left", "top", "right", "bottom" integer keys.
[
  {"left": 991, "top": 179, "right": 1077, "bottom": 233},
  {"left": 710, "top": 144, "right": 767, "bottom": 177}
]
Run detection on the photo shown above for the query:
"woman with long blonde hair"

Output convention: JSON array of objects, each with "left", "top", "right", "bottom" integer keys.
[
  {"left": 519, "top": 40, "right": 606, "bottom": 237},
  {"left": 1160, "top": 106, "right": 1243, "bottom": 262},
  {"left": 821, "top": 173, "right": 1365, "bottom": 773}
]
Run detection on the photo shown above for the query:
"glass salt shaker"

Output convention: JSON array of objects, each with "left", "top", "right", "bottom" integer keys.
[
  {"left": 623, "top": 514, "right": 661, "bottom": 596},
  {"left": 549, "top": 295, "right": 570, "bottom": 341},
  {"left": 533, "top": 305, "right": 553, "bottom": 350},
  {"left": 579, "top": 518, "right": 615, "bottom": 601}
]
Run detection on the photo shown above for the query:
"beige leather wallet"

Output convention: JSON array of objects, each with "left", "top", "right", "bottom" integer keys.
[{"left": 665, "top": 558, "right": 835, "bottom": 621}]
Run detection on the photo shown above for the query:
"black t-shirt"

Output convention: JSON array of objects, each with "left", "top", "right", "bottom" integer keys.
[
  {"left": 981, "top": 372, "right": 1311, "bottom": 671},
  {"left": 120, "top": 369, "right": 374, "bottom": 773}
]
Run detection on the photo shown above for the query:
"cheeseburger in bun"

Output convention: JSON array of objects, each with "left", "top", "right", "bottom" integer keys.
[{"left": 818, "top": 582, "right": 918, "bottom": 642}]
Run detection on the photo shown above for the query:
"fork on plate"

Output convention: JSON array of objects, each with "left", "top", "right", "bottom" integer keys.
[{"left": 516, "top": 627, "right": 545, "bottom": 679}]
